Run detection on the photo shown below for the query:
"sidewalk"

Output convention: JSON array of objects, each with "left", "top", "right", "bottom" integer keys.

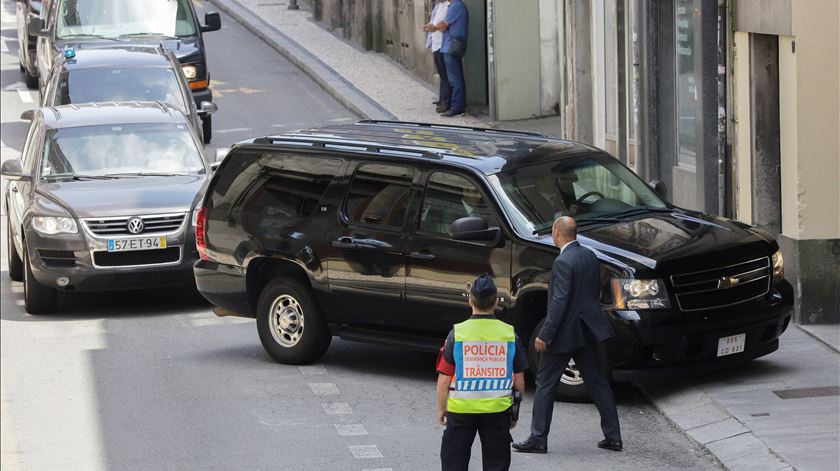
[
  {"left": 207, "top": 1, "right": 839, "bottom": 469},
  {"left": 209, "top": 0, "right": 568, "bottom": 135}
]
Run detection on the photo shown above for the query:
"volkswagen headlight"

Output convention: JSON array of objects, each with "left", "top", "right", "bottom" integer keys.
[
  {"left": 32, "top": 216, "right": 77, "bottom": 235},
  {"left": 611, "top": 279, "right": 670, "bottom": 310},
  {"left": 772, "top": 249, "right": 784, "bottom": 280},
  {"left": 181, "top": 64, "right": 197, "bottom": 80}
]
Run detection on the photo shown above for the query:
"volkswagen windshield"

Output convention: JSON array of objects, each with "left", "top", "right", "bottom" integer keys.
[
  {"left": 41, "top": 123, "right": 205, "bottom": 180},
  {"left": 490, "top": 151, "right": 670, "bottom": 236},
  {"left": 54, "top": 0, "right": 198, "bottom": 39}
]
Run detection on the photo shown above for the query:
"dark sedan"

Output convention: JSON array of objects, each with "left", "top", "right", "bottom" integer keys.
[{"left": 1, "top": 102, "right": 211, "bottom": 314}]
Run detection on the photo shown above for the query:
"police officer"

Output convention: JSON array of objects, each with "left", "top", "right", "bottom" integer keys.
[{"left": 436, "top": 273, "right": 528, "bottom": 471}]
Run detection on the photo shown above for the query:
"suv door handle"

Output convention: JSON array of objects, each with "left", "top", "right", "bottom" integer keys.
[
  {"left": 332, "top": 237, "right": 359, "bottom": 249},
  {"left": 409, "top": 250, "right": 436, "bottom": 261}
]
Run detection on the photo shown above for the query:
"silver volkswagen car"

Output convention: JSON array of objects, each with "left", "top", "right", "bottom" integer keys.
[{"left": 2, "top": 102, "right": 211, "bottom": 314}]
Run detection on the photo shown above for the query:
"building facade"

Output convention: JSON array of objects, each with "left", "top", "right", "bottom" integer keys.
[{"left": 306, "top": 0, "right": 839, "bottom": 323}]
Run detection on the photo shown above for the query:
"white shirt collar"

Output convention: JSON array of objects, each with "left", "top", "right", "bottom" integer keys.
[{"left": 560, "top": 240, "right": 575, "bottom": 253}]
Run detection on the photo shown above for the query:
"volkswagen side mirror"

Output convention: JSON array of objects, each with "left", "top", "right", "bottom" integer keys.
[
  {"left": 1, "top": 159, "right": 30, "bottom": 181},
  {"left": 29, "top": 16, "right": 47, "bottom": 37},
  {"left": 20, "top": 110, "right": 35, "bottom": 121},
  {"left": 199, "top": 101, "right": 218, "bottom": 115}
]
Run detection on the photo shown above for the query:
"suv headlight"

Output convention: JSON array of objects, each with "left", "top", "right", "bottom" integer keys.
[
  {"left": 772, "top": 249, "right": 784, "bottom": 280},
  {"left": 182, "top": 64, "right": 197, "bottom": 80},
  {"left": 32, "top": 216, "right": 78, "bottom": 235},
  {"left": 611, "top": 278, "right": 671, "bottom": 309}
]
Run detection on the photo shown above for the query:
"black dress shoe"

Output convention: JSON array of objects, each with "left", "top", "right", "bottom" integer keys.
[
  {"left": 512, "top": 437, "right": 547, "bottom": 454},
  {"left": 597, "top": 439, "right": 623, "bottom": 451}
]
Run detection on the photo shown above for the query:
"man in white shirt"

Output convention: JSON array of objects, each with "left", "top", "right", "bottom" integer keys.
[{"left": 423, "top": 0, "right": 451, "bottom": 113}]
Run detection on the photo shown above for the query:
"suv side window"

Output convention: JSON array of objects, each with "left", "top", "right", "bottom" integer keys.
[
  {"left": 344, "top": 163, "right": 415, "bottom": 229},
  {"left": 241, "top": 154, "right": 342, "bottom": 232},
  {"left": 419, "top": 171, "right": 497, "bottom": 235}
]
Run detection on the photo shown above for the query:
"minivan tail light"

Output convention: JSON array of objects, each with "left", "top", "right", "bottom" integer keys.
[{"left": 196, "top": 207, "right": 208, "bottom": 260}]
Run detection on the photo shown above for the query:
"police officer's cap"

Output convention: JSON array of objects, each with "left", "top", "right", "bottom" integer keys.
[{"left": 470, "top": 273, "right": 497, "bottom": 301}]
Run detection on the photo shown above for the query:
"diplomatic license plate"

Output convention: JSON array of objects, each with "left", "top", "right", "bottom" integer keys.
[
  {"left": 107, "top": 236, "right": 167, "bottom": 252},
  {"left": 717, "top": 333, "right": 746, "bottom": 357}
]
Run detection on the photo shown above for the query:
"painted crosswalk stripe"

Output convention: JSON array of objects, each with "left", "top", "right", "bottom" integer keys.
[
  {"left": 298, "top": 365, "right": 327, "bottom": 375},
  {"left": 17, "top": 89, "right": 33, "bottom": 104},
  {"left": 308, "top": 383, "right": 339, "bottom": 396},
  {"left": 321, "top": 402, "right": 353, "bottom": 415},
  {"left": 349, "top": 445, "right": 382, "bottom": 459},
  {"left": 335, "top": 423, "right": 367, "bottom": 436}
]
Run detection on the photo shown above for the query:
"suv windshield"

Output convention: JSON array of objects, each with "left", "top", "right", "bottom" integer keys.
[
  {"left": 41, "top": 123, "right": 205, "bottom": 179},
  {"left": 55, "top": 0, "right": 198, "bottom": 39},
  {"left": 55, "top": 67, "right": 187, "bottom": 113},
  {"left": 490, "top": 151, "right": 668, "bottom": 235}
]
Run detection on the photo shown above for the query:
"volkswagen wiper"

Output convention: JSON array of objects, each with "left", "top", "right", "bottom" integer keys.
[
  {"left": 43, "top": 174, "right": 120, "bottom": 181},
  {"left": 105, "top": 172, "right": 190, "bottom": 177}
]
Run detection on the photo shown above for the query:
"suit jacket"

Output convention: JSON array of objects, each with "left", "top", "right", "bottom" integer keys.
[{"left": 539, "top": 240, "right": 615, "bottom": 353}]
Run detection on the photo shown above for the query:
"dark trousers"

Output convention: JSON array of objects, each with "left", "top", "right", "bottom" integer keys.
[
  {"left": 530, "top": 343, "right": 622, "bottom": 443},
  {"left": 441, "top": 410, "right": 511, "bottom": 471},
  {"left": 443, "top": 53, "right": 466, "bottom": 113},
  {"left": 433, "top": 50, "right": 451, "bottom": 107}
]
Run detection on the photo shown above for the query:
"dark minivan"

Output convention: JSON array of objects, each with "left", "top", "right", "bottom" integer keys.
[
  {"left": 194, "top": 121, "right": 793, "bottom": 401},
  {"left": 29, "top": 0, "right": 220, "bottom": 141}
]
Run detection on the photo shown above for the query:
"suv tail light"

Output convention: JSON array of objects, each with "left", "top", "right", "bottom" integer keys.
[{"left": 195, "top": 207, "right": 208, "bottom": 260}]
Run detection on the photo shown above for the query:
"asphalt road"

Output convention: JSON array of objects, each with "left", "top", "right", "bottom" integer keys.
[{"left": 0, "top": 1, "right": 722, "bottom": 470}]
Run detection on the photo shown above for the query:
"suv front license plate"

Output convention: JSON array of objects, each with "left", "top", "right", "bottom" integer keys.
[
  {"left": 107, "top": 236, "right": 167, "bottom": 252},
  {"left": 717, "top": 333, "right": 746, "bottom": 357}
]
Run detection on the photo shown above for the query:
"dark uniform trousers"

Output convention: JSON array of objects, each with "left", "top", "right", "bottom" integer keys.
[
  {"left": 531, "top": 343, "right": 622, "bottom": 443},
  {"left": 441, "top": 409, "right": 512, "bottom": 471}
]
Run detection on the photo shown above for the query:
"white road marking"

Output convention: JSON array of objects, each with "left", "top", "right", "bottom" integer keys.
[
  {"left": 348, "top": 445, "right": 383, "bottom": 459},
  {"left": 298, "top": 365, "right": 327, "bottom": 375},
  {"left": 3, "top": 82, "right": 35, "bottom": 104},
  {"left": 335, "top": 423, "right": 367, "bottom": 436},
  {"left": 321, "top": 402, "right": 353, "bottom": 415},
  {"left": 17, "top": 90, "right": 33, "bottom": 104},
  {"left": 0, "top": 37, "right": 9, "bottom": 53},
  {"left": 215, "top": 127, "right": 252, "bottom": 134},
  {"left": 308, "top": 382, "right": 339, "bottom": 396}
]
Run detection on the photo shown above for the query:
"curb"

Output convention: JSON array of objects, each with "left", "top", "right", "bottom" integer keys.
[
  {"left": 795, "top": 324, "right": 840, "bottom": 354},
  {"left": 208, "top": 0, "right": 396, "bottom": 121},
  {"left": 635, "top": 383, "right": 794, "bottom": 471}
]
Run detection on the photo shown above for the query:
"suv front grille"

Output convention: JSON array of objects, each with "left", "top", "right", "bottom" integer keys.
[
  {"left": 670, "top": 257, "right": 771, "bottom": 311},
  {"left": 93, "top": 247, "right": 181, "bottom": 267},
  {"left": 82, "top": 213, "right": 187, "bottom": 236},
  {"left": 38, "top": 249, "right": 76, "bottom": 267}
]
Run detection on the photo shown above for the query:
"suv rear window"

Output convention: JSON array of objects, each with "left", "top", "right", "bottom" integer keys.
[{"left": 345, "top": 163, "right": 415, "bottom": 229}]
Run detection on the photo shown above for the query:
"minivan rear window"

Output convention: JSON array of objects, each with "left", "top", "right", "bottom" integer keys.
[{"left": 55, "top": 0, "right": 198, "bottom": 39}]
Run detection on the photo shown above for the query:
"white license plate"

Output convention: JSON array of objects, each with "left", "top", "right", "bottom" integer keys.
[
  {"left": 107, "top": 236, "right": 167, "bottom": 252},
  {"left": 717, "top": 333, "right": 746, "bottom": 357}
]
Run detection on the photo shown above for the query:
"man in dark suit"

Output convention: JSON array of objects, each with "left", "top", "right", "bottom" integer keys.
[{"left": 512, "top": 216, "right": 622, "bottom": 454}]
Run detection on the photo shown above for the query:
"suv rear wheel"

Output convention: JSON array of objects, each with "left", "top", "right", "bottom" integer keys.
[
  {"left": 527, "top": 319, "right": 593, "bottom": 403},
  {"left": 256, "top": 279, "right": 331, "bottom": 364}
]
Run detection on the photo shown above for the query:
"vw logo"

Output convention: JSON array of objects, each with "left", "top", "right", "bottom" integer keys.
[{"left": 126, "top": 217, "right": 145, "bottom": 234}]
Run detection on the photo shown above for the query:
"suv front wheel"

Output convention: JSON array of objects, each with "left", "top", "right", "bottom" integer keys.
[
  {"left": 256, "top": 279, "right": 331, "bottom": 364},
  {"left": 527, "top": 319, "right": 593, "bottom": 403}
]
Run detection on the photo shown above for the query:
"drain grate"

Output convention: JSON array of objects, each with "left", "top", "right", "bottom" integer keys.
[{"left": 772, "top": 386, "right": 840, "bottom": 400}]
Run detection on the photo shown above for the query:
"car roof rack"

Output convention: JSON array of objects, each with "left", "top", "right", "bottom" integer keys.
[
  {"left": 251, "top": 135, "right": 450, "bottom": 160},
  {"left": 355, "top": 119, "right": 548, "bottom": 138}
]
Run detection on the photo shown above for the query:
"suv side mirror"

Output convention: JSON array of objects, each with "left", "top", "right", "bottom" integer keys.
[
  {"left": 199, "top": 101, "right": 218, "bottom": 115},
  {"left": 649, "top": 180, "right": 668, "bottom": 200},
  {"left": 1, "top": 159, "right": 30, "bottom": 181},
  {"left": 29, "top": 16, "right": 47, "bottom": 37},
  {"left": 201, "top": 12, "right": 221, "bottom": 32},
  {"left": 449, "top": 216, "right": 500, "bottom": 242}
]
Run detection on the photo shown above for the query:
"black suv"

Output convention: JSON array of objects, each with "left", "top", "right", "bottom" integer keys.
[{"left": 195, "top": 121, "right": 793, "bottom": 401}]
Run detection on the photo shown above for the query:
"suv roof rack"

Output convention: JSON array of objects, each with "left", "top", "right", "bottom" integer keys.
[
  {"left": 251, "top": 135, "right": 451, "bottom": 160},
  {"left": 355, "top": 119, "right": 548, "bottom": 138}
]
